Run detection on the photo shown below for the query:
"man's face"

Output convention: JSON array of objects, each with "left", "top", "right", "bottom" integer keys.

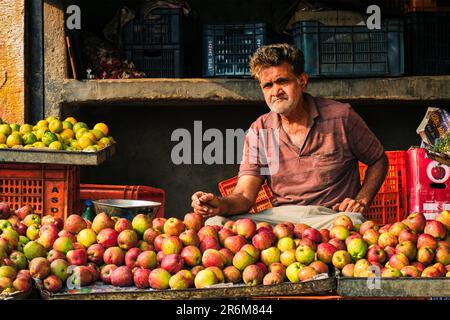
[{"left": 258, "top": 63, "right": 307, "bottom": 116}]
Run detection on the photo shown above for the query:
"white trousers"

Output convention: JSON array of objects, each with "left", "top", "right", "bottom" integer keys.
[{"left": 205, "top": 205, "right": 366, "bottom": 230}]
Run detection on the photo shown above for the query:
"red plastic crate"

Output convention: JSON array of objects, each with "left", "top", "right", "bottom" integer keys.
[
  {"left": 359, "top": 151, "right": 408, "bottom": 224},
  {"left": 0, "top": 164, "right": 80, "bottom": 221},
  {"left": 218, "top": 176, "right": 274, "bottom": 214},
  {"left": 218, "top": 151, "right": 407, "bottom": 223},
  {"left": 80, "top": 184, "right": 165, "bottom": 218}
]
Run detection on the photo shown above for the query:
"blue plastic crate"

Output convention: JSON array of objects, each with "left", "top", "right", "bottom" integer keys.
[
  {"left": 293, "top": 19, "right": 404, "bottom": 77},
  {"left": 203, "top": 23, "right": 267, "bottom": 77},
  {"left": 123, "top": 8, "right": 182, "bottom": 46},
  {"left": 124, "top": 44, "right": 182, "bottom": 78}
]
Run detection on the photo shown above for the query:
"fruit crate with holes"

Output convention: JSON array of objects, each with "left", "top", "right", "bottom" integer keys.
[
  {"left": 0, "top": 164, "right": 80, "bottom": 220},
  {"left": 80, "top": 184, "right": 165, "bottom": 218},
  {"left": 203, "top": 23, "right": 267, "bottom": 77},
  {"left": 218, "top": 176, "right": 273, "bottom": 214},
  {"left": 292, "top": 19, "right": 404, "bottom": 77},
  {"left": 123, "top": 8, "right": 183, "bottom": 77},
  {"left": 359, "top": 151, "right": 408, "bottom": 224}
]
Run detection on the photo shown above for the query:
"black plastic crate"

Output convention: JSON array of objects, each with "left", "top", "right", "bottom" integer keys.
[
  {"left": 203, "top": 23, "right": 267, "bottom": 77},
  {"left": 293, "top": 19, "right": 404, "bottom": 77},
  {"left": 405, "top": 12, "right": 450, "bottom": 75},
  {"left": 124, "top": 45, "right": 182, "bottom": 78},
  {"left": 123, "top": 8, "right": 182, "bottom": 46}
]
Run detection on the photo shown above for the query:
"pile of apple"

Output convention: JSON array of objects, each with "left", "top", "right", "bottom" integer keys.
[
  {"left": 330, "top": 211, "right": 450, "bottom": 278},
  {"left": 1, "top": 200, "right": 449, "bottom": 296},
  {"left": 0, "top": 203, "right": 51, "bottom": 295}
]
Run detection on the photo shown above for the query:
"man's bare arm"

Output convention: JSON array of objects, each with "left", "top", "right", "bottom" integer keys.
[
  {"left": 333, "top": 153, "right": 388, "bottom": 213},
  {"left": 191, "top": 175, "right": 263, "bottom": 218}
]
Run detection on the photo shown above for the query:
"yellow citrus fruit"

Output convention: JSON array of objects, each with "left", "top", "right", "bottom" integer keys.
[
  {"left": 108, "top": 136, "right": 115, "bottom": 143},
  {"left": 33, "top": 142, "right": 46, "bottom": 148},
  {"left": 42, "top": 132, "right": 58, "bottom": 146},
  {"left": 9, "top": 124, "right": 20, "bottom": 132},
  {"left": 24, "top": 144, "right": 34, "bottom": 149},
  {"left": 12, "top": 145, "right": 24, "bottom": 149},
  {"left": 64, "top": 117, "right": 77, "bottom": 126},
  {"left": 62, "top": 121, "right": 73, "bottom": 130},
  {"left": 90, "top": 129, "right": 104, "bottom": 140},
  {"left": 73, "top": 122, "right": 88, "bottom": 133},
  {"left": 19, "top": 124, "right": 33, "bottom": 135},
  {"left": 48, "top": 141, "right": 63, "bottom": 150},
  {"left": 77, "top": 136, "right": 93, "bottom": 149},
  {"left": 36, "top": 120, "right": 49, "bottom": 129},
  {"left": 75, "top": 128, "right": 89, "bottom": 140},
  {"left": 70, "top": 139, "right": 82, "bottom": 150},
  {"left": 60, "top": 129, "right": 74, "bottom": 140},
  {"left": 82, "top": 132, "right": 97, "bottom": 143},
  {"left": 49, "top": 120, "right": 63, "bottom": 133},
  {"left": 6, "top": 133, "right": 24, "bottom": 148},
  {"left": 93, "top": 123, "right": 109, "bottom": 136},
  {"left": 65, "top": 146, "right": 76, "bottom": 151},
  {"left": 22, "top": 132, "right": 38, "bottom": 145},
  {"left": 99, "top": 137, "right": 111, "bottom": 146},
  {"left": 0, "top": 133, "right": 6, "bottom": 144},
  {"left": 0, "top": 124, "right": 12, "bottom": 136},
  {"left": 0, "top": 144, "right": 8, "bottom": 149},
  {"left": 46, "top": 116, "right": 59, "bottom": 123},
  {"left": 83, "top": 146, "right": 97, "bottom": 152},
  {"left": 35, "top": 127, "right": 48, "bottom": 140}
]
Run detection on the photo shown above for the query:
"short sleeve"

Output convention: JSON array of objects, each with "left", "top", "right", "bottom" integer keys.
[
  {"left": 238, "top": 124, "right": 268, "bottom": 178},
  {"left": 346, "top": 107, "right": 385, "bottom": 166}
]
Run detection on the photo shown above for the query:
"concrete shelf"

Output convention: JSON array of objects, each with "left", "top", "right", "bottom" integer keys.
[{"left": 61, "top": 76, "right": 450, "bottom": 107}]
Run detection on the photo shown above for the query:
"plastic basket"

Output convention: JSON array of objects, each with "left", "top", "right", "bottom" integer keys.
[
  {"left": 123, "top": 8, "right": 182, "bottom": 46},
  {"left": 405, "top": 12, "right": 450, "bottom": 75},
  {"left": 0, "top": 164, "right": 80, "bottom": 220},
  {"left": 80, "top": 184, "right": 165, "bottom": 218},
  {"left": 218, "top": 176, "right": 273, "bottom": 214},
  {"left": 124, "top": 44, "right": 182, "bottom": 77},
  {"left": 123, "top": 8, "right": 183, "bottom": 77},
  {"left": 203, "top": 23, "right": 267, "bottom": 77},
  {"left": 359, "top": 151, "right": 408, "bottom": 224},
  {"left": 292, "top": 19, "right": 404, "bottom": 77}
]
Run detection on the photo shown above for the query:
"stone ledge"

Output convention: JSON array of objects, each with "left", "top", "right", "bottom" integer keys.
[{"left": 61, "top": 76, "right": 450, "bottom": 106}]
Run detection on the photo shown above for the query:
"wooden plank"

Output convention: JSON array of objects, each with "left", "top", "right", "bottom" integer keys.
[
  {"left": 0, "top": 143, "right": 116, "bottom": 166},
  {"left": 36, "top": 278, "right": 336, "bottom": 300}
]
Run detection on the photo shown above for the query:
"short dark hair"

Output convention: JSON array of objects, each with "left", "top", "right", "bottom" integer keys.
[{"left": 249, "top": 43, "right": 305, "bottom": 80}]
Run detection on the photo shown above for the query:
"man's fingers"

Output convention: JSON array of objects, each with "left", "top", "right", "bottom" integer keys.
[{"left": 199, "top": 193, "right": 215, "bottom": 203}]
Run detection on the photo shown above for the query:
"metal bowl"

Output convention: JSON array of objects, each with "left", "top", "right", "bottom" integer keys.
[{"left": 92, "top": 199, "right": 161, "bottom": 221}]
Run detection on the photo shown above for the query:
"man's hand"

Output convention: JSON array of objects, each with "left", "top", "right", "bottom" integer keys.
[
  {"left": 191, "top": 191, "right": 224, "bottom": 219},
  {"left": 332, "top": 198, "right": 368, "bottom": 214}
]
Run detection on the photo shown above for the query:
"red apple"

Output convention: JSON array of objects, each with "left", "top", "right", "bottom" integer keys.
[
  {"left": 163, "top": 217, "right": 185, "bottom": 237},
  {"left": 398, "top": 229, "right": 418, "bottom": 244},
  {"left": 103, "top": 247, "right": 125, "bottom": 266},
  {"left": 234, "top": 219, "right": 257, "bottom": 240},
  {"left": 96, "top": 228, "right": 118, "bottom": 248},
  {"left": 160, "top": 254, "right": 184, "bottom": 274},
  {"left": 242, "top": 264, "right": 264, "bottom": 286},
  {"left": 367, "top": 245, "right": 387, "bottom": 264},
  {"left": 424, "top": 221, "right": 447, "bottom": 240},
  {"left": 332, "top": 215, "right": 353, "bottom": 230},
  {"left": 64, "top": 214, "right": 87, "bottom": 234},
  {"left": 110, "top": 266, "right": 133, "bottom": 287},
  {"left": 180, "top": 246, "right": 202, "bottom": 267},
  {"left": 417, "top": 234, "right": 438, "bottom": 250},
  {"left": 183, "top": 212, "right": 204, "bottom": 232},
  {"left": 100, "top": 264, "right": 117, "bottom": 284},
  {"left": 124, "top": 247, "right": 141, "bottom": 268},
  {"left": 272, "top": 223, "right": 293, "bottom": 240},
  {"left": 302, "top": 228, "right": 322, "bottom": 243},
  {"left": 293, "top": 223, "right": 310, "bottom": 239},
  {"left": 417, "top": 246, "right": 435, "bottom": 266},
  {"left": 316, "top": 243, "right": 337, "bottom": 264},
  {"left": 114, "top": 218, "right": 133, "bottom": 233},
  {"left": 359, "top": 220, "right": 379, "bottom": 236},
  {"left": 403, "top": 212, "right": 426, "bottom": 233},
  {"left": 133, "top": 267, "right": 151, "bottom": 289},
  {"left": 87, "top": 244, "right": 105, "bottom": 265},
  {"left": 66, "top": 249, "right": 87, "bottom": 266}
]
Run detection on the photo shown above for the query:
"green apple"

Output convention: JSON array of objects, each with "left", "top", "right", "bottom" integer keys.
[{"left": 286, "top": 262, "right": 304, "bottom": 283}]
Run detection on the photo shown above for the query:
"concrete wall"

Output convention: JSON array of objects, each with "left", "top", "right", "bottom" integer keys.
[{"left": 0, "top": 0, "right": 25, "bottom": 123}]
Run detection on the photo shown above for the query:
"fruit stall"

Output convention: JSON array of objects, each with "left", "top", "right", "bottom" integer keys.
[{"left": 1, "top": 0, "right": 450, "bottom": 302}]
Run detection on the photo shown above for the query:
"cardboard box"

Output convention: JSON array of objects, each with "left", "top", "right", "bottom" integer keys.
[
  {"left": 406, "top": 147, "right": 450, "bottom": 220},
  {"left": 416, "top": 107, "right": 450, "bottom": 166}
]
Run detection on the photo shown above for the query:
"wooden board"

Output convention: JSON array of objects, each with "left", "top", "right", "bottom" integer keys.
[
  {"left": 0, "top": 143, "right": 116, "bottom": 166},
  {"left": 337, "top": 277, "right": 450, "bottom": 298},
  {"left": 36, "top": 278, "right": 336, "bottom": 300}
]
